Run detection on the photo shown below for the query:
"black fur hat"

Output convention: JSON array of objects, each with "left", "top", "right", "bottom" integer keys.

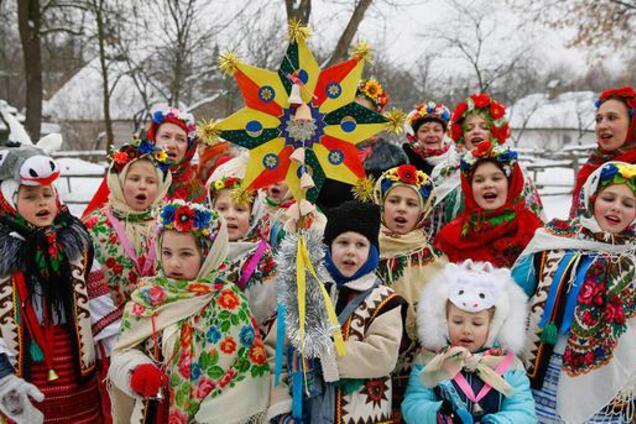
[{"left": 323, "top": 200, "right": 380, "bottom": 249}]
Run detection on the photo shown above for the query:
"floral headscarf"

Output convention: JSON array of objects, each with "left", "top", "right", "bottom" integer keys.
[
  {"left": 374, "top": 164, "right": 435, "bottom": 227},
  {"left": 157, "top": 200, "right": 229, "bottom": 279},
  {"left": 435, "top": 141, "right": 542, "bottom": 268},
  {"left": 449, "top": 93, "right": 510, "bottom": 145}
]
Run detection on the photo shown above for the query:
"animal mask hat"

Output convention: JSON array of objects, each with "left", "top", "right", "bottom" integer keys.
[
  {"left": 449, "top": 93, "right": 510, "bottom": 145},
  {"left": 0, "top": 143, "right": 62, "bottom": 211},
  {"left": 417, "top": 260, "right": 528, "bottom": 353}
]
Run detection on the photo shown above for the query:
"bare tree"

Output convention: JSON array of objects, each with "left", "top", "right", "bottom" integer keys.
[
  {"left": 18, "top": 0, "right": 44, "bottom": 140},
  {"left": 285, "top": 0, "right": 311, "bottom": 25},
  {"left": 423, "top": 0, "right": 534, "bottom": 94},
  {"left": 512, "top": 0, "right": 636, "bottom": 52}
]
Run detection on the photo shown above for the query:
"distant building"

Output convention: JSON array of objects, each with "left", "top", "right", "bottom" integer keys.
[
  {"left": 509, "top": 91, "right": 596, "bottom": 151},
  {"left": 43, "top": 58, "right": 161, "bottom": 150}
]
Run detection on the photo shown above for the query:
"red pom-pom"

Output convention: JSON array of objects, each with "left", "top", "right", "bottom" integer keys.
[{"left": 130, "top": 364, "right": 167, "bottom": 397}]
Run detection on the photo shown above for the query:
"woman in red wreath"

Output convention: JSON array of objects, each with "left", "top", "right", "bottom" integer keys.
[
  {"left": 435, "top": 140, "right": 543, "bottom": 268},
  {"left": 570, "top": 86, "right": 636, "bottom": 217}
]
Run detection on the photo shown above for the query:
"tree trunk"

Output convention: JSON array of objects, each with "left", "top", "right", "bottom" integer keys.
[
  {"left": 18, "top": 0, "right": 43, "bottom": 141},
  {"left": 327, "top": 0, "right": 373, "bottom": 66},
  {"left": 285, "top": 0, "right": 311, "bottom": 24},
  {"left": 94, "top": 0, "right": 114, "bottom": 152}
]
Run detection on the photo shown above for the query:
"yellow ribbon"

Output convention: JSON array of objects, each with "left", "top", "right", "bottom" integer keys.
[{"left": 296, "top": 235, "right": 346, "bottom": 357}]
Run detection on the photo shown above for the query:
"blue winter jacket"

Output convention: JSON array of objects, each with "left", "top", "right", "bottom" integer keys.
[{"left": 402, "top": 363, "right": 537, "bottom": 423}]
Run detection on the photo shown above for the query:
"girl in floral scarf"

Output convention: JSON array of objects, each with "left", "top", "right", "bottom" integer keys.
[
  {"left": 83, "top": 138, "right": 172, "bottom": 310},
  {"left": 429, "top": 93, "right": 544, "bottom": 242},
  {"left": 435, "top": 140, "right": 543, "bottom": 269},
  {"left": 373, "top": 164, "right": 448, "bottom": 420},
  {"left": 512, "top": 161, "right": 636, "bottom": 423},
  {"left": 206, "top": 155, "right": 278, "bottom": 333},
  {"left": 109, "top": 200, "right": 269, "bottom": 423},
  {"left": 570, "top": 86, "right": 636, "bottom": 217}
]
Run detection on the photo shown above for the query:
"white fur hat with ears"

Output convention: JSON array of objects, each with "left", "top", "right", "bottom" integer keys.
[{"left": 417, "top": 259, "right": 529, "bottom": 354}]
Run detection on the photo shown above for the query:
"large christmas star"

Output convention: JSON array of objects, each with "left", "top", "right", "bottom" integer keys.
[{"left": 213, "top": 21, "right": 391, "bottom": 202}]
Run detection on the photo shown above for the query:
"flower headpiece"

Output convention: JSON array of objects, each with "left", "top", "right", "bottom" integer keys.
[
  {"left": 460, "top": 140, "right": 518, "bottom": 177},
  {"left": 208, "top": 175, "right": 255, "bottom": 206},
  {"left": 356, "top": 78, "right": 389, "bottom": 112},
  {"left": 148, "top": 105, "right": 197, "bottom": 139},
  {"left": 449, "top": 93, "right": 509, "bottom": 145},
  {"left": 375, "top": 164, "right": 434, "bottom": 207},
  {"left": 405, "top": 101, "right": 451, "bottom": 142},
  {"left": 109, "top": 137, "right": 171, "bottom": 175},
  {"left": 597, "top": 162, "right": 636, "bottom": 195},
  {"left": 595, "top": 86, "right": 636, "bottom": 117},
  {"left": 158, "top": 199, "right": 219, "bottom": 239}
]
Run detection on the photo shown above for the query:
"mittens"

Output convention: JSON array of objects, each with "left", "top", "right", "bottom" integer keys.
[
  {"left": 0, "top": 374, "right": 44, "bottom": 424},
  {"left": 130, "top": 363, "right": 167, "bottom": 397}
]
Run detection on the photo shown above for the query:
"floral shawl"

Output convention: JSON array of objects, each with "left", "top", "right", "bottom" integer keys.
[
  {"left": 518, "top": 162, "right": 636, "bottom": 423},
  {"left": 83, "top": 160, "right": 171, "bottom": 308}
]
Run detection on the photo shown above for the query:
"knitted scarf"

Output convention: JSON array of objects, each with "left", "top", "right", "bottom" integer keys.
[{"left": 435, "top": 162, "right": 542, "bottom": 268}]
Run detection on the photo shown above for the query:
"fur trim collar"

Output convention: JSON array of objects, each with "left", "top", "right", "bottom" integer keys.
[
  {"left": 417, "top": 260, "right": 528, "bottom": 354},
  {"left": 0, "top": 219, "right": 91, "bottom": 278}
]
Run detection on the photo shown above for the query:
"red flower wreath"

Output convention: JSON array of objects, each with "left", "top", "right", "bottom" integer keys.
[
  {"left": 174, "top": 206, "right": 195, "bottom": 232},
  {"left": 396, "top": 164, "right": 418, "bottom": 184}
]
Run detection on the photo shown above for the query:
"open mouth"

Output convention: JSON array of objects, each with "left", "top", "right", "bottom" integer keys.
[
  {"left": 342, "top": 260, "right": 356, "bottom": 267},
  {"left": 394, "top": 216, "right": 407, "bottom": 225},
  {"left": 469, "top": 135, "right": 485, "bottom": 144},
  {"left": 482, "top": 192, "right": 498, "bottom": 201},
  {"left": 270, "top": 187, "right": 281, "bottom": 196},
  {"left": 166, "top": 152, "right": 178, "bottom": 161},
  {"left": 227, "top": 223, "right": 239, "bottom": 230},
  {"left": 459, "top": 338, "right": 473, "bottom": 345},
  {"left": 605, "top": 214, "right": 621, "bottom": 225},
  {"left": 36, "top": 210, "right": 50, "bottom": 218},
  {"left": 135, "top": 193, "right": 147, "bottom": 202},
  {"left": 599, "top": 133, "right": 613, "bottom": 141}
]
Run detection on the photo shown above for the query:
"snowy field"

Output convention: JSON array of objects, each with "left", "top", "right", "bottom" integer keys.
[{"left": 56, "top": 158, "right": 575, "bottom": 221}]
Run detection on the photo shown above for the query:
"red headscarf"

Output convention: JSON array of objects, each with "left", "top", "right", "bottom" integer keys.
[
  {"left": 435, "top": 158, "right": 542, "bottom": 268},
  {"left": 570, "top": 86, "right": 636, "bottom": 217}
]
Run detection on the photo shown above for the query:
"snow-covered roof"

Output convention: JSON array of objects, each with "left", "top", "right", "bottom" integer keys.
[
  {"left": 43, "top": 57, "right": 161, "bottom": 122},
  {"left": 509, "top": 91, "right": 597, "bottom": 131}
]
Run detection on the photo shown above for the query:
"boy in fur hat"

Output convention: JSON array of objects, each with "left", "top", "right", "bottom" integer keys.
[
  {"left": 402, "top": 260, "right": 536, "bottom": 423},
  {"left": 0, "top": 143, "right": 119, "bottom": 423}
]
